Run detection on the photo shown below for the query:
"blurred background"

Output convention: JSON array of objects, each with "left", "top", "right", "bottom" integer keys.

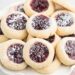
[{"left": 0, "top": 0, "right": 24, "bottom": 10}]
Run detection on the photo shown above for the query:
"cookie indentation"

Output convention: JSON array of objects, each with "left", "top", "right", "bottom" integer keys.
[
  {"left": 30, "top": 42, "right": 49, "bottom": 63},
  {"left": 56, "top": 13, "right": 73, "bottom": 27},
  {"left": 45, "top": 35, "right": 55, "bottom": 43},
  {"left": 65, "top": 40, "right": 75, "bottom": 60},
  {"left": 6, "top": 13, "right": 27, "bottom": 30},
  {"left": 7, "top": 44, "right": 24, "bottom": 64},
  {"left": 32, "top": 15, "right": 50, "bottom": 30},
  {"left": 30, "top": 0, "right": 49, "bottom": 12}
]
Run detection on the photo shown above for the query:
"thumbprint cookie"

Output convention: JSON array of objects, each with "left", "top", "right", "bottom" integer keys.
[
  {"left": 1, "top": 11, "right": 28, "bottom": 40},
  {"left": 24, "top": 0, "right": 54, "bottom": 16},
  {"left": 56, "top": 37, "right": 75, "bottom": 65},
  {"left": 0, "top": 39, "right": 27, "bottom": 71},
  {"left": 23, "top": 38, "right": 54, "bottom": 69},
  {"left": 26, "top": 13, "right": 57, "bottom": 39},
  {"left": 52, "top": 10, "right": 75, "bottom": 36}
]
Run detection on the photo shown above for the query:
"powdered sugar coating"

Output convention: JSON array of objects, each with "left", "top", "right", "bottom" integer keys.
[
  {"left": 32, "top": 15, "right": 50, "bottom": 30},
  {"left": 6, "top": 13, "right": 27, "bottom": 30},
  {"left": 30, "top": 42, "right": 49, "bottom": 63},
  {"left": 56, "top": 13, "right": 73, "bottom": 27},
  {"left": 7, "top": 43, "right": 24, "bottom": 64},
  {"left": 65, "top": 40, "right": 75, "bottom": 60}
]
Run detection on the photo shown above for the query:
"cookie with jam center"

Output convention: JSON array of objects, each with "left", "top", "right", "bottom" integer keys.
[
  {"left": 52, "top": 10, "right": 75, "bottom": 36},
  {"left": 26, "top": 13, "right": 57, "bottom": 39},
  {"left": 27, "top": 34, "right": 60, "bottom": 48},
  {"left": 23, "top": 38, "right": 54, "bottom": 69},
  {"left": 23, "top": 0, "right": 54, "bottom": 16},
  {"left": 1, "top": 11, "right": 28, "bottom": 40},
  {"left": 56, "top": 37, "right": 75, "bottom": 65},
  {"left": 0, "top": 39, "right": 27, "bottom": 71}
]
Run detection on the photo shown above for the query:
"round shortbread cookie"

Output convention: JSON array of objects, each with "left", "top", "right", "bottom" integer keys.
[
  {"left": 23, "top": 38, "right": 54, "bottom": 69},
  {"left": 24, "top": 0, "right": 54, "bottom": 17},
  {"left": 56, "top": 37, "right": 75, "bottom": 65},
  {"left": 0, "top": 39, "right": 27, "bottom": 71},
  {"left": 26, "top": 13, "right": 57, "bottom": 39},
  {"left": 52, "top": 10, "right": 75, "bottom": 36},
  {"left": 1, "top": 11, "right": 28, "bottom": 40}
]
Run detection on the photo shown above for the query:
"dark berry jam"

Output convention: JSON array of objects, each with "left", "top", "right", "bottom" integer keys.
[
  {"left": 61, "top": 34, "right": 75, "bottom": 38},
  {"left": 16, "top": 4, "right": 25, "bottom": 13},
  {"left": 6, "top": 13, "right": 27, "bottom": 30},
  {"left": 0, "top": 20, "right": 3, "bottom": 35},
  {"left": 30, "top": 42, "right": 49, "bottom": 63},
  {"left": 30, "top": 0, "right": 49, "bottom": 12},
  {"left": 32, "top": 15, "right": 50, "bottom": 30},
  {"left": 7, "top": 44, "right": 24, "bottom": 64},
  {"left": 45, "top": 35, "right": 55, "bottom": 43},
  {"left": 56, "top": 13, "right": 73, "bottom": 27},
  {"left": 65, "top": 40, "right": 75, "bottom": 60}
]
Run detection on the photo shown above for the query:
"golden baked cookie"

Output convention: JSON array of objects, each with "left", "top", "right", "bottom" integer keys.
[
  {"left": 26, "top": 13, "right": 57, "bottom": 39},
  {"left": 23, "top": 38, "right": 54, "bottom": 69},
  {"left": 1, "top": 11, "right": 28, "bottom": 40},
  {"left": 56, "top": 37, "right": 75, "bottom": 65},
  {"left": 0, "top": 39, "right": 27, "bottom": 71},
  {"left": 24, "top": 0, "right": 54, "bottom": 16}
]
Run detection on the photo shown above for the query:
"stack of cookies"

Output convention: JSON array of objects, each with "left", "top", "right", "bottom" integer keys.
[{"left": 0, "top": 0, "right": 75, "bottom": 74}]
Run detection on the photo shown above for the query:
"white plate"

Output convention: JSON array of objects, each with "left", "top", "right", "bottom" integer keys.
[{"left": 0, "top": 1, "right": 72, "bottom": 75}]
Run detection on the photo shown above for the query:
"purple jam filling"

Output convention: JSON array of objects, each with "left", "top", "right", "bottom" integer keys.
[
  {"left": 16, "top": 4, "right": 25, "bottom": 13},
  {"left": 7, "top": 43, "right": 24, "bottom": 64},
  {"left": 65, "top": 40, "right": 75, "bottom": 60},
  {"left": 30, "top": 0, "right": 49, "bottom": 12},
  {"left": 32, "top": 15, "right": 50, "bottom": 30},
  {"left": 56, "top": 13, "right": 73, "bottom": 27},
  {"left": 30, "top": 42, "right": 49, "bottom": 63},
  {"left": 45, "top": 35, "right": 55, "bottom": 43},
  {"left": 6, "top": 13, "right": 27, "bottom": 30}
]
